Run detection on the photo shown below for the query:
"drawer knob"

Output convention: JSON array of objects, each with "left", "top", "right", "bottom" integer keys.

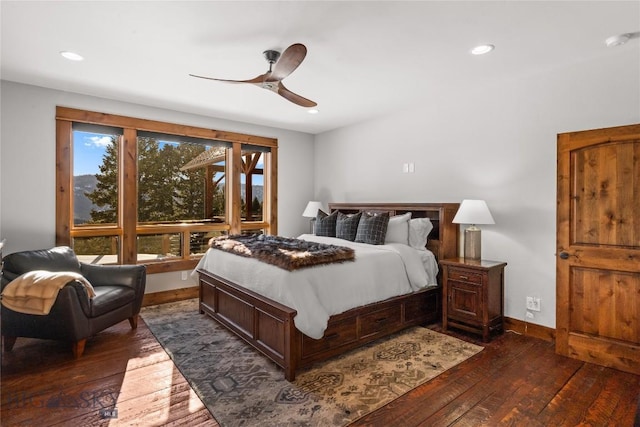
[{"left": 459, "top": 275, "right": 469, "bottom": 280}]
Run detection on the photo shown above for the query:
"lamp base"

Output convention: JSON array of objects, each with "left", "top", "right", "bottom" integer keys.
[{"left": 464, "top": 227, "right": 482, "bottom": 261}]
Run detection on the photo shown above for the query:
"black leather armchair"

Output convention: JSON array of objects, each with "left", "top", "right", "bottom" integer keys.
[{"left": 1, "top": 246, "right": 146, "bottom": 357}]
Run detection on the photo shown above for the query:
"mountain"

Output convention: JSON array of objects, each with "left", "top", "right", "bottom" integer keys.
[
  {"left": 74, "top": 174, "right": 98, "bottom": 224},
  {"left": 241, "top": 184, "right": 263, "bottom": 202}
]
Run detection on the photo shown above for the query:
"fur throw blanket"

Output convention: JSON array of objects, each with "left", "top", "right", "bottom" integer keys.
[
  {"left": 209, "top": 234, "right": 355, "bottom": 271},
  {"left": 1, "top": 270, "right": 95, "bottom": 315}
]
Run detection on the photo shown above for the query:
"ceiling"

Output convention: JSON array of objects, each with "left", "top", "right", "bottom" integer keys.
[{"left": 1, "top": 1, "right": 638, "bottom": 134}]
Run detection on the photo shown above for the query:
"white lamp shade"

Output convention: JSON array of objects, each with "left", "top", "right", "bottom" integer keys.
[
  {"left": 302, "top": 201, "right": 326, "bottom": 218},
  {"left": 452, "top": 200, "right": 495, "bottom": 225}
]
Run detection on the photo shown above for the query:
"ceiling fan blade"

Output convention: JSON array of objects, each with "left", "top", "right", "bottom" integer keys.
[
  {"left": 277, "top": 82, "right": 317, "bottom": 108},
  {"left": 189, "top": 73, "right": 267, "bottom": 84},
  {"left": 268, "top": 43, "right": 307, "bottom": 81}
]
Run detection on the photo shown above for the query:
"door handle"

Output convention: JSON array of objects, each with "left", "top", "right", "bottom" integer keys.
[{"left": 559, "top": 252, "right": 569, "bottom": 259}]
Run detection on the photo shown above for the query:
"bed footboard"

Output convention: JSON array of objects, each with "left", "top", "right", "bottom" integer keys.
[{"left": 198, "top": 269, "right": 298, "bottom": 380}]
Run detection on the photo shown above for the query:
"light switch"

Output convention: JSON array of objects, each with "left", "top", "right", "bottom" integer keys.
[{"left": 402, "top": 163, "right": 409, "bottom": 173}]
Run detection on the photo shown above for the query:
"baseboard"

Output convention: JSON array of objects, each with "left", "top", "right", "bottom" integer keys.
[
  {"left": 142, "top": 286, "right": 199, "bottom": 307},
  {"left": 504, "top": 317, "right": 555, "bottom": 343}
]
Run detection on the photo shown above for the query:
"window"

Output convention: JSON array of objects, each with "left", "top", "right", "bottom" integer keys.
[
  {"left": 56, "top": 107, "right": 278, "bottom": 274},
  {"left": 71, "top": 123, "right": 123, "bottom": 263}
]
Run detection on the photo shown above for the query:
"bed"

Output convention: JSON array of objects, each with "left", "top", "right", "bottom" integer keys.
[{"left": 196, "top": 202, "right": 459, "bottom": 380}]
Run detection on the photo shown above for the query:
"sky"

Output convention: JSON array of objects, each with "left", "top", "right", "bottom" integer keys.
[
  {"left": 73, "top": 131, "right": 110, "bottom": 175},
  {"left": 73, "top": 131, "right": 263, "bottom": 185}
]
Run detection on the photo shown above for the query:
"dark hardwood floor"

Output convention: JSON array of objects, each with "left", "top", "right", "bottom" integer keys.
[
  {"left": 354, "top": 326, "right": 640, "bottom": 426},
  {"left": 1, "top": 318, "right": 216, "bottom": 426},
  {"left": 2, "top": 312, "right": 639, "bottom": 426}
]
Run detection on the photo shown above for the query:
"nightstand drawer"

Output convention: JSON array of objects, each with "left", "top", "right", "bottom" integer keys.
[{"left": 448, "top": 268, "right": 482, "bottom": 284}]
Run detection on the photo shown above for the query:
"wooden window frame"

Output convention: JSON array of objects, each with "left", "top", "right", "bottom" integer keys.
[{"left": 55, "top": 107, "right": 278, "bottom": 274}]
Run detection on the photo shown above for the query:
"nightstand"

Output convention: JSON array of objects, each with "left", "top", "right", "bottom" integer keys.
[{"left": 440, "top": 258, "right": 507, "bottom": 342}]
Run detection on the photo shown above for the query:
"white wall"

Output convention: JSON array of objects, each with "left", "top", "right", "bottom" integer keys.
[
  {"left": 314, "top": 49, "right": 640, "bottom": 328},
  {"left": 0, "top": 81, "right": 315, "bottom": 293}
]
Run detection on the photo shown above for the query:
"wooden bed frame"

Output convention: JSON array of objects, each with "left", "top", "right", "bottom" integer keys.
[{"left": 198, "top": 202, "right": 459, "bottom": 380}]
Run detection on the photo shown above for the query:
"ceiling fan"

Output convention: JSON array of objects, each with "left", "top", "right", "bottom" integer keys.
[{"left": 190, "top": 43, "right": 317, "bottom": 108}]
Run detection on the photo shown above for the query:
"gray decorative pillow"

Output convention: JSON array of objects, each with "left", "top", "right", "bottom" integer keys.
[
  {"left": 336, "top": 212, "right": 362, "bottom": 241},
  {"left": 315, "top": 210, "right": 337, "bottom": 237},
  {"left": 355, "top": 212, "right": 390, "bottom": 245}
]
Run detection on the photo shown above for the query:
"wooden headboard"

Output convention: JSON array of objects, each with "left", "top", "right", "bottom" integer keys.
[{"left": 328, "top": 202, "right": 460, "bottom": 263}]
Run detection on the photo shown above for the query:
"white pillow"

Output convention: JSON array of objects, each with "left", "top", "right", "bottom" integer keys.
[
  {"left": 409, "top": 217, "right": 433, "bottom": 250},
  {"left": 385, "top": 212, "right": 411, "bottom": 245}
]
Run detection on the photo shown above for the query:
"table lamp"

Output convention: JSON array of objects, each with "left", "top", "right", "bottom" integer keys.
[
  {"left": 452, "top": 199, "right": 495, "bottom": 261},
  {"left": 302, "top": 201, "right": 326, "bottom": 233}
]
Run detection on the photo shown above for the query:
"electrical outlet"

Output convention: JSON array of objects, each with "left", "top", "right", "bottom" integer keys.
[
  {"left": 181, "top": 271, "right": 188, "bottom": 281},
  {"left": 526, "top": 296, "right": 541, "bottom": 312}
]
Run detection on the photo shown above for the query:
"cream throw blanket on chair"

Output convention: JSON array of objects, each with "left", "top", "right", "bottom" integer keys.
[{"left": 1, "top": 270, "right": 95, "bottom": 315}]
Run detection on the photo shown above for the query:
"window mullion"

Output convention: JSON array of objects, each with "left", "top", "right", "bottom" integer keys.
[
  {"left": 267, "top": 149, "right": 278, "bottom": 235},
  {"left": 56, "top": 119, "right": 73, "bottom": 246},
  {"left": 122, "top": 128, "right": 137, "bottom": 264},
  {"left": 229, "top": 142, "right": 242, "bottom": 234}
]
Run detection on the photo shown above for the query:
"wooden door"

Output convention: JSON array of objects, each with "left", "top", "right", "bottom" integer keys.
[{"left": 557, "top": 123, "right": 640, "bottom": 374}]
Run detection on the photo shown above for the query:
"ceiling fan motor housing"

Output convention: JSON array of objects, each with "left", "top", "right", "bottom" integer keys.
[{"left": 263, "top": 50, "right": 281, "bottom": 64}]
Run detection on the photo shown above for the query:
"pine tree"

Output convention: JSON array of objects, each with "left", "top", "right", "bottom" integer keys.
[
  {"left": 86, "top": 137, "right": 118, "bottom": 223},
  {"left": 175, "top": 143, "right": 206, "bottom": 220},
  {"left": 252, "top": 196, "right": 262, "bottom": 214},
  {"left": 137, "top": 137, "right": 176, "bottom": 222}
]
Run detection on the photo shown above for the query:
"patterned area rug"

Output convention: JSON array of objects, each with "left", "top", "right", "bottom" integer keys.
[{"left": 141, "top": 299, "right": 483, "bottom": 427}]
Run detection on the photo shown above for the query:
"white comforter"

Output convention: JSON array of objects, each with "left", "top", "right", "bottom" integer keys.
[{"left": 193, "top": 234, "right": 438, "bottom": 339}]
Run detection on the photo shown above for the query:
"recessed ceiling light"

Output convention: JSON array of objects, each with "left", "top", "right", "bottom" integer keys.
[
  {"left": 307, "top": 108, "right": 319, "bottom": 114},
  {"left": 470, "top": 44, "right": 495, "bottom": 55},
  {"left": 60, "top": 51, "right": 84, "bottom": 61},
  {"left": 605, "top": 34, "right": 631, "bottom": 47}
]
